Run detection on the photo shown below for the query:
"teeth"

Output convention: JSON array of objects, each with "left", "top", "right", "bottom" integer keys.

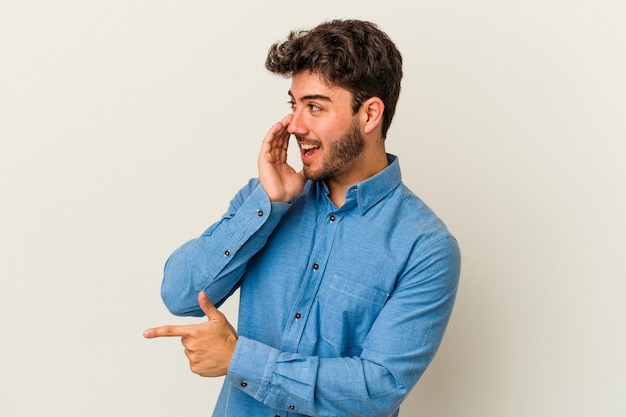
[{"left": 301, "top": 144, "right": 317, "bottom": 150}]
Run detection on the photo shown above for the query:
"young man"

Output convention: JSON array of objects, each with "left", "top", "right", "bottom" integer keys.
[{"left": 144, "top": 19, "right": 461, "bottom": 417}]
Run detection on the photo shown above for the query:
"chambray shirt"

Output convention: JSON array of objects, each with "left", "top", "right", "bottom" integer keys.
[{"left": 161, "top": 154, "right": 461, "bottom": 417}]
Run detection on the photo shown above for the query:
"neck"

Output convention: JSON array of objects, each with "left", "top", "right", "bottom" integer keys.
[{"left": 326, "top": 150, "right": 388, "bottom": 207}]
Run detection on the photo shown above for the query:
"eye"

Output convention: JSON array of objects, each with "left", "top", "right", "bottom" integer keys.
[
  {"left": 287, "top": 100, "right": 296, "bottom": 111},
  {"left": 308, "top": 104, "right": 321, "bottom": 112}
]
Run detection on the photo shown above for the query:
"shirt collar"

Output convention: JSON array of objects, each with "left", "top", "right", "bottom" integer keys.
[{"left": 318, "top": 154, "right": 402, "bottom": 215}]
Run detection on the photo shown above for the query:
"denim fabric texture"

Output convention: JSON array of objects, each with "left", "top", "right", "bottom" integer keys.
[{"left": 161, "top": 154, "right": 461, "bottom": 417}]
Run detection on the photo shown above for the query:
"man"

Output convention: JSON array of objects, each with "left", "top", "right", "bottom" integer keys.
[{"left": 144, "top": 19, "right": 461, "bottom": 417}]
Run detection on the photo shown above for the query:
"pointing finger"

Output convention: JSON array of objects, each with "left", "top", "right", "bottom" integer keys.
[{"left": 143, "top": 325, "right": 188, "bottom": 339}]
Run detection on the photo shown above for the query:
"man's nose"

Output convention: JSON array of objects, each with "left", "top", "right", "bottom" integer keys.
[{"left": 287, "top": 109, "right": 307, "bottom": 136}]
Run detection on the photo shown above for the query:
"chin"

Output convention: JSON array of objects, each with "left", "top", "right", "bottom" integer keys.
[{"left": 302, "top": 167, "right": 322, "bottom": 182}]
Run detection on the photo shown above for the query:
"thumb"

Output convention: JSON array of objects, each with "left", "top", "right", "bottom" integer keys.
[{"left": 198, "top": 291, "right": 219, "bottom": 320}]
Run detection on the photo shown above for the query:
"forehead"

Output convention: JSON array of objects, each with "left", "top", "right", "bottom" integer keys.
[{"left": 289, "top": 71, "right": 353, "bottom": 103}]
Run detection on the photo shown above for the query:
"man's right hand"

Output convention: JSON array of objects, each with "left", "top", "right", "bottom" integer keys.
[{"left": 258, "top": 114, "right": 306, "bottom": 203}]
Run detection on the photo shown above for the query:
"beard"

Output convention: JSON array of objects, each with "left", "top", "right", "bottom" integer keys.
[{"left": 302, "top": 117, "right": 365, "bottom": 182}]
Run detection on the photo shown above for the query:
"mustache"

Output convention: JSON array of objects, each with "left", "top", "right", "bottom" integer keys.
[{"left": 295, "top": 136, "right": 321, "bottom": 146}]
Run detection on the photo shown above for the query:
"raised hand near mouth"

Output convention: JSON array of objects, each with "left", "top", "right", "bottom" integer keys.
[{"left": 258, "top": 114, "right": 306, "bottom": 203}]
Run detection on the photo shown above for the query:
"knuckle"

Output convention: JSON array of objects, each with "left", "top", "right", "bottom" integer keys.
[{"left": 189, "top": 362, "right": 202, "bottom": 375}]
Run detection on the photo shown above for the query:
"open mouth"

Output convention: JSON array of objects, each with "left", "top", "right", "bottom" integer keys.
[{"left": 300, "top": 143, "right": 320, "bottom": 158}]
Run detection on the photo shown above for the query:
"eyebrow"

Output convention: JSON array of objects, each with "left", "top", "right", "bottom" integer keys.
[{"left": 288, "top": 90, "right": 333, "bottom": 102}]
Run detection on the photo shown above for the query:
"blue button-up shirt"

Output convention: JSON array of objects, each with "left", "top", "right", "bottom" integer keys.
[{"left": 161, "top": 154, "right": 461, "bottom": 417}]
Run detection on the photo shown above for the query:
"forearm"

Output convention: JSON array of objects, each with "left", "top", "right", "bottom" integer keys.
[
  {"left": 225, "top": 237, "right": 461, "bottom": 416},
  {"left": 161, "top": 180, "right": 290, "bottom": 316},
  {"left": 227, "top": 337, "right": 408, "bottom": 417}
]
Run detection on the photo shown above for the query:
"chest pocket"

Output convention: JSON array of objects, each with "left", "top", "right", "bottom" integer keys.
[{"left": 320, "top": 275, "right": 389, "bottom": 348}]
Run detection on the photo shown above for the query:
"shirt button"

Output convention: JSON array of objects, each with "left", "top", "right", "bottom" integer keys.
[
  {"left": 224, "top": 250, "right": 231, "bottom": 256},
  {"left": 257, "top": 210, "right": 264, "bottom": 216},
  {"left": 313, "top": 263, "right": 319, "bottom": 270},
  {"left": 295, "top": 312, "right": 301, "bottom": 319},
  {"left": 240, "top": 381, "right": 248, "bottom": 387},
  {"left": 289, "top": 405, "right": 296, "bottom": 410},
  {"left": 275, "top": 415, "right": 281, "bottom": 417},
  {"left": 329, "top": 215, "right": 336, "bottom": 222}
]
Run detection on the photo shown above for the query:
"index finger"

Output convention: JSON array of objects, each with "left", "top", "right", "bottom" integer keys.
[
  {"left": 279, "top": 113, "right": 292, "bottom": 127},
  {"left": 265, "top": 115, "right": 292, "bottom": 142},
  {"left": 143, "top": 325, "right": 190, "bottom": 339}
]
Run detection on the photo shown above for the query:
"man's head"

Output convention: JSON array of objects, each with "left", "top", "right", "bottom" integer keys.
[{"left": 265, "top": 19, "right": 403, "bottom": 139}]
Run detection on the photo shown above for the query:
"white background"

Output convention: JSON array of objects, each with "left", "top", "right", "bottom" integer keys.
[{"left": 1, "top": 1, "right": 624, "bottom": 416}]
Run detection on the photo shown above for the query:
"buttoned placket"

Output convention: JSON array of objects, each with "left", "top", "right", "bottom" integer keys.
[
  {"left": 278, "top": 209, "right": 340, "bottom": 353},
  {"left": 269, "top": 191, "right": 355, "bottom": 416}
]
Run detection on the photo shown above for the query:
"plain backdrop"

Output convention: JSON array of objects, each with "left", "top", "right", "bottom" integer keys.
[{"left": 1, "top": 1, "right": 624, "bottom": 416}]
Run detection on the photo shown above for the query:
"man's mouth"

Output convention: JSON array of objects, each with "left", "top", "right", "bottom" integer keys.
[{"left": 300, "top": 143, "right": 320, "bottom": 158}]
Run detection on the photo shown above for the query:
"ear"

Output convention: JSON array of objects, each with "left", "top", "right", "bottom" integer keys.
[{"left": 360, "top": 97, "right": 385, "bottom": 134}]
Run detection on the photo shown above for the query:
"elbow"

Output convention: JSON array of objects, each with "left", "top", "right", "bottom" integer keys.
[
  {"left": 160, "top": 284, "right": 203, "bottom": 317},
  {"left": 160, "top": 258, "right": 203, "bottom": 317},
  {"left": 160, "top": 285, "right": 187, "bottom": 316}
]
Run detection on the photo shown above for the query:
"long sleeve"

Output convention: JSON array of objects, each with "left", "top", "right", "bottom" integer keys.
[
  {"left": 160, "top": 156, "right": 461, "bottom": 417},
  {"left": 225, "top": 236, "right": 461, "bottom": 417},
  {"left": 160, "top": 179, "right": 291, "bottom": 316}
]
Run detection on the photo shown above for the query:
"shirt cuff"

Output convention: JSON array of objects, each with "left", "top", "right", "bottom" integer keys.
[{"left": 227, "top": 336, "right": 279, "bottom": 402}]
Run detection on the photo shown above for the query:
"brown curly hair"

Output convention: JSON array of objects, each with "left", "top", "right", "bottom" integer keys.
[{"left": 265, "top": 19, "right": 403, "bottom": 138}]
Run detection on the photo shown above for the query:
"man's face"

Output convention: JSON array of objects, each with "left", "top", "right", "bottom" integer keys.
[{"left": 287, "top": 72, "right": 365, "bottom": 182}]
